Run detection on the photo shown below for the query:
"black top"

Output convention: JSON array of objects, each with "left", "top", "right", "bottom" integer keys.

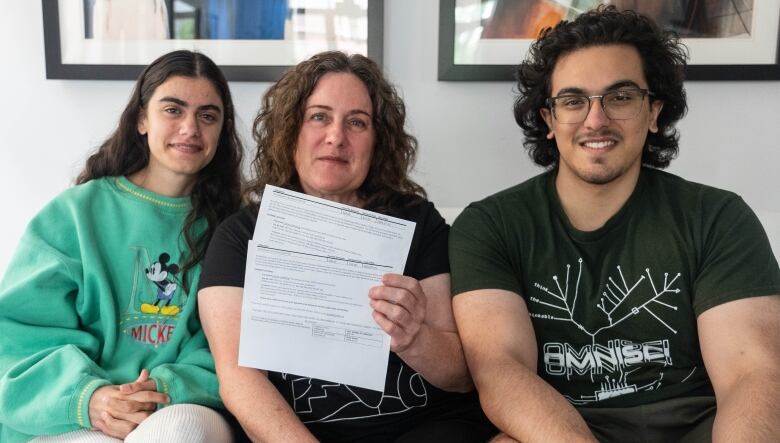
[{"left": 200, "top": 200, "right": 485, "bottom": 443}]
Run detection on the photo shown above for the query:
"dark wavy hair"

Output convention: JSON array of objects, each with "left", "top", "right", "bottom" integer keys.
[
  {"left": 514, "top": 5, "right": 688, "bottom": 168},
  {"left": 245, "top": 51, "right": 425, "bottom": 215},
  {"left": 76, "top": 50, "right": 243, "bottom": 290}
]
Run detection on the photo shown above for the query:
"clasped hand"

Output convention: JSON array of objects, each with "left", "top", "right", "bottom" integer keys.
[
  {"left": 88, "top": 369, "right": 170, "bottom": 439},
  {"left": 369, "top": 274, "right": 427, "bottom": 354}
]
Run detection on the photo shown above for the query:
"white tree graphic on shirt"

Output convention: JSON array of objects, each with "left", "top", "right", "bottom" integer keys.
[{"left": 529, "top": 259, "right": 693, "bottom": 405}]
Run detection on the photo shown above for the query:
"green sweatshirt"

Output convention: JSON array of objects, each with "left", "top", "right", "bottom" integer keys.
[{"left": 0, "top": 177, "right": 222, "bottom": 442}]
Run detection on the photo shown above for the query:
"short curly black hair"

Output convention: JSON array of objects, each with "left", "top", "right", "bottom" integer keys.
[{"left": 514, "top": 5, "right": 688, "bottom": 168}]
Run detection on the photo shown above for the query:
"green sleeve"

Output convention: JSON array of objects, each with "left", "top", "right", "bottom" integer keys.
[
  {"left": 149, "top": 327, "right": 223, "bottom": 409},
  {"left": 0, "top": 232, "right": 111, "bottom": 434},
  {"left": 450, "top": 202, "right": 525, "bottom": 297},
  {"left": 693, "top": 196, "right": 780, "bottom": 315}
]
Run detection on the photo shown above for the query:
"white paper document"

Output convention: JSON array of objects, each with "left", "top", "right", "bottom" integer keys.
[{"left": 239, "top": 185, "right": 416, "bottom": 391}]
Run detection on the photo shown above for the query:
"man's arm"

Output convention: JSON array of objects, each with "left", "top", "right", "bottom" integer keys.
[
  {"left": 198, "top": 287, "right": 318, "bottom": 443},
  {"left": 698, "top": 294, "right": 780, "bottom": 442},
  {"left": 453, "top": 289, "right": 597, "bottom": 443}
]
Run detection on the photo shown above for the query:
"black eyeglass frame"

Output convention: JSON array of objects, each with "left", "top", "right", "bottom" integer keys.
[{"left": 545, "top": 88, "right": 655, "bottom": 123}]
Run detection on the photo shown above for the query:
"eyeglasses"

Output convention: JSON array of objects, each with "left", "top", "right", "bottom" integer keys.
[{"left": 546, "top": 89, "right": 654, "bottom": 124}]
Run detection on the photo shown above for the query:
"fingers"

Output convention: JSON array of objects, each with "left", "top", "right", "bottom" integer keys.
[
  {"left": 371, "top": 309, "right": 405, "bottom": 336},
  {"left": 379, "top": 273, "right": 425, "bottom": 298},
  {"left": 88, "top": 380, "right": 171, "bottom": 440},
  {"left": 120, "top": 378, "right": 157, "bottom": 395},
  {"left": 107, "top": 407, "right": 154, "bottom": 425},
  {"left": 370, "top": 298, "right": 413, "bottom": 325},
  {"left": 105, "top": 394, "right": 162, "bottom": 414},
  {"left": 95, "top": 410, "right": 138, "bottom": 439},
  {"left": 90, "top": 383, "right": 168, "bottom": 427},
  {"left": 369, "top": 274, "right": 429, "bottom": 353},
  {"left": 136, "top": 368, "right": 150, "bottom": 382},
  {"left": 126, "top": 389, "right": 170, "bottom": 405},
  {"left": 369, "top": 274, "right": 426, "bottom": 325},
  {"left": 119, "top": 369, "right": 155, "bottom": 394},
  {"left": 372, "top": 309, "right": 423, "bottom": 353}
]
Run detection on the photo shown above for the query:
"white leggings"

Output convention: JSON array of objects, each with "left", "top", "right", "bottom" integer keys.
[{"left": 31, "top": 404, "right": 233, "bottom": 443}]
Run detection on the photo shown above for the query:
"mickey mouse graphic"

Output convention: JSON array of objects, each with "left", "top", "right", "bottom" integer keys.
[{"left": 140, "top": 252, "right": 181, "bottom": 316}]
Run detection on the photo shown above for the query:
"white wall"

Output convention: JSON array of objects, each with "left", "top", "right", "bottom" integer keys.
[{"left": 1, "top": 0, "right": 778, "bottom": 275}]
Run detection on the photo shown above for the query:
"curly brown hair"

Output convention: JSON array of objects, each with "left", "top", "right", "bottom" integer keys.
[
  {"left": 245, "top": 51, "right": 425, "bottom": 215},
  {"left": 514, "top": 5, "right": 688, "bottom": 168}
]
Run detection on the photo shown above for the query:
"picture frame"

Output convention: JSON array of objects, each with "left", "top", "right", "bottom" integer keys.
[
  {"left": 438, "top": 0, "right": 780, "bottom": 81},
  {"left": 43, "top": 0, "right": 384, "bottom": 81}
]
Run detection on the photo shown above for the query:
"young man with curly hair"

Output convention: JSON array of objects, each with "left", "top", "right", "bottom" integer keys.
[{"left": 450, "top": 6, "right": 780, "bottom": 442}]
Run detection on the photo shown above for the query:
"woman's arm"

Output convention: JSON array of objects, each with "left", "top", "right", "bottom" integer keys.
[
  {"left": 0, "top": 234, "right": 116, "bottom": 436},
  {"left": 0, "top": 213, "right": 169, "bottom": 439},
  {"left": 369, "top": 273, "right": 472, "bottom": 392},
  {"left": 198, "top": 286, "right": 318, "bottom": 443}
]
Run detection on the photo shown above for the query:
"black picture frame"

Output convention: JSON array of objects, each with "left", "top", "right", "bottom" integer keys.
[
  {"left": 43, "top": 0, "right": 384, "bottom": 81},
  {"left": 438, "top": 0, "right": 780, "bottom": 81}
]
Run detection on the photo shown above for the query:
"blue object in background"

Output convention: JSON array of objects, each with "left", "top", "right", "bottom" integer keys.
[{"left": 205, "top": 0, "right": 288, "bottom": 39}]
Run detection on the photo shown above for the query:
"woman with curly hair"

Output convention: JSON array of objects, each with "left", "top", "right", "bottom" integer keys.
[{"left": 198, "top": 51, "right": 493, "bottom": 442}]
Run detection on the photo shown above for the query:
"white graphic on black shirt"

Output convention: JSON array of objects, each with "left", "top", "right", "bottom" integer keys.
[
  {"left": 283, "top": 363, "right": 428, "bottom": 423},
  {"left": 529, "top": 259, "right": 687, "bottom": 405}
]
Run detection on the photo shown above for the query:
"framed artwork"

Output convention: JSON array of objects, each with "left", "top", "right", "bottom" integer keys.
[
  {"left": 438, "top": 0, "right": 780, "bottom": 81},
  {"left": 43, "top": 0, "right": 384, "bottom": 81}
]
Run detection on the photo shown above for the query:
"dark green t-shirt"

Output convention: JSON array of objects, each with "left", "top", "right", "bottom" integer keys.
[{"left": 450, "top": 168, "right": 780, "bottom": 408}]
